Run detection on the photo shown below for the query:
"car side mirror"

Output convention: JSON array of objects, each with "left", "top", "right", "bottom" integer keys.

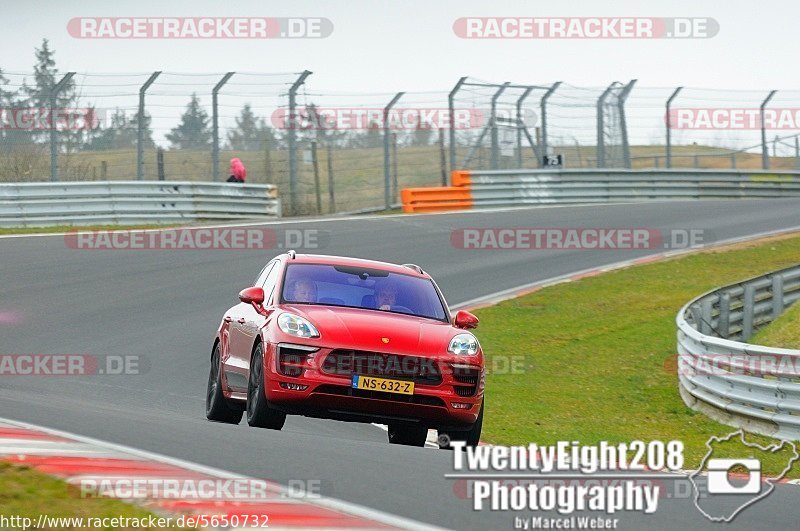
[
  {"left": 239, "top": 286, "right": 265, "bottom": 305},
  {"left": 454, "top": 310, "right": 479, "bottom": 330}
]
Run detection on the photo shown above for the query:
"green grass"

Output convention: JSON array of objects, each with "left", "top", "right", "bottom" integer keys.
[
  {"left": 0, "top": 462, "right": 186, "bottom": 529},
  {"left": 751, "top": 302, "right": 800, "bottom": 349},
  {"left": 473, "top": 234, "right": 800, "bottom": 476}
]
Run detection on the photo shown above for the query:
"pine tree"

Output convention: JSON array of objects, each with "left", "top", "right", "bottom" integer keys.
[
  {"left": 166, "top": 93, "right": 212, "bottom": 150},
  {"left": 227, "top": 104, "right": 276, "bottom": 151}
]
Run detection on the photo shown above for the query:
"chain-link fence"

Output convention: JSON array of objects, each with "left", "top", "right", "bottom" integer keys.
[{"left": 3, "top": 69, "right": 800, "bottom": 216}]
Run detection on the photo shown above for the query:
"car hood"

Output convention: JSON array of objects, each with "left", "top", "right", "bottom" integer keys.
[{"left": 281, "top": 305, "right": 458, "bottom": 356}]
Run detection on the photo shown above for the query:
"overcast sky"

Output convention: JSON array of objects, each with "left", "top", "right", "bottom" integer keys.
[{"left": 3, "top": 0, "right": 798, "bottom": 92}]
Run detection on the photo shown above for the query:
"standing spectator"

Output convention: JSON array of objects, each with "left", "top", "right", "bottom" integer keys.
[{"left": 227, "top": 158, "right": 247, "bottom": 183}]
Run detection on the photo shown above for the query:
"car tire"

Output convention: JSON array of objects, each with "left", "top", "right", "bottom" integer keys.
[
  {"left": 246, "top": 342, "right": 286, "bottom": 430},
  {"left": 387, "top": 422, "right": 428, "bottom": 447},
  {"left": 206, "top": 343, "right": 244, "bottom": 424},
  {"left": 438, "top": 398, "right": 484, "bottom": 449}
]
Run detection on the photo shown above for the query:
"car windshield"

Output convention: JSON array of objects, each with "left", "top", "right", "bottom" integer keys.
[{"left": 280, "top": 263, "right": 448, "bottom": 322}]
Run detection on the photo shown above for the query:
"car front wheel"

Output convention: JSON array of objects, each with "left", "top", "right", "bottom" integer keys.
[
  {"left": 439, "top": 398, "right": 483, "bottom": 449},
  {"left": 246, "top": 342, "right": 287, "bottom": 430}
]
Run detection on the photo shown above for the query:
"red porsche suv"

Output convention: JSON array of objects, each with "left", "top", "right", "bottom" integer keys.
[{"left": 206, "top": 252, "right": 484, "bottom": 447}]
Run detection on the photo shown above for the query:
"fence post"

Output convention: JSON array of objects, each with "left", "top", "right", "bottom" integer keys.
[
  {"left": 311, "top": 141, "right": 321, "bottom": 214},
  {"left": 392, "top": 132, "right": 399, "bottom": 196},
  {"left": 760, "top": 90, "right": 777, "bottom": 170},
  {"left": 438, "top": 128, "right": 447, "bottom": 185},
  {"left": 665, "top": 86, "right": 683, "bottom": 169},
  {"left": 618, "top": 79, "right": 637, "bottom": 169},
  {"left": 287, "top": 70, "right": 312, "bottom": 216},
  {"left": 448, "top": 77, "right": 467, "bottom": 175},
  {"left": 596, "top": 82, "right": 616, "bottom": 169},
  {"left": 137, "top": 71, "right": 160, "bottom": 181},
  {"left": 490, "top": 82, "right": 510, "bottom": 170},
  {"left": 326, "top": 142, "right": 335, "bottom": 213},
  {"left": 540, "top": 81, "right": 561, "bottom": 165},
  {"left": 731, "top": 152, "right": 736, "bottom": 169},
  {"left": 796, "top": 137, "right": 800, "bottom": 171},
  {"left": 383, "top": 92, "right": 404, "bottom": 210},
  {"left": 157, "top": 148, "right": 165, "bottom": 181},
  {"left": 211, "top": 72, "right": 235, "bottom": 182},
  {"left": 49, "top": 72, "right": 75, "bottom": 182},
  {"left": 516, "top": 87, "right": 534, "bottom": 168}
]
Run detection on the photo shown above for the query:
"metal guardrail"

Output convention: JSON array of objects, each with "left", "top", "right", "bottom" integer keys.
[
  {"left": 0, "top": 181, "right": 281, "bottom": 227},
  {"left": 677, "top": 264, "right": 800, "bottom": 440},
  {"left": 466, "top": 169, "right": 800, "bottom": 206},
  {"left": 402, "top": 169, "right": 800, "bottom": 212}
]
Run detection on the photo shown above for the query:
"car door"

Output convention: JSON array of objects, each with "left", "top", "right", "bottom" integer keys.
[
  {"left": 240, "top": 260, "right": 283, "bottom": 375},
  {"left": 224, "top": 261, "right": 276, "bottom": 393}
]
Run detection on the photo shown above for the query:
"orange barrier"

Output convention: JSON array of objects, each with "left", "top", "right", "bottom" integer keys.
[{"left": 400, "top": 171, "right": 473, "bottom": 213}]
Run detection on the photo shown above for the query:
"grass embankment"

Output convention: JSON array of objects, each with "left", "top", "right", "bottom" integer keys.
[
  {"left": 751, "top": 302, "right": 800, "bottom": 349},
  {"left": 473, "top": 233, "right": 800, "bottom": 476},
  {"left": 0, "top": 462, "right": 186, "bottom": 530}
]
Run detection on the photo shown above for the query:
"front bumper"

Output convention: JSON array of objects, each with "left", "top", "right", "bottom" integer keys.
[{"left": 263, "top": 342, "right": 484, "bottom": 429}]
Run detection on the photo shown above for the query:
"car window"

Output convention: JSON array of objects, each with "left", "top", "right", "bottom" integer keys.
[
  {"left": 262, "top": 261, "right": 282, "bottom": 304},
  {"left": 254, "top": 261, "right": 275, "bottom": 287},
  {"left": 280, "top": 263, "right": 448, "bottom": 322}
]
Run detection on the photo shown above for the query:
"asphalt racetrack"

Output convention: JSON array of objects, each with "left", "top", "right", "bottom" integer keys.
[{"left": 2, "top": 199, "right": 800, "bottom": 530}]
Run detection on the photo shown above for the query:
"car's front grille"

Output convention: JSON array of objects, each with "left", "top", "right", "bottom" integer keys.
[
  {"left": 451, "top": 364, "right": 481, "bottom": 397},
  {"left": 313, "top": 384, "right": 446, "bottom": 407},
  {"left": 321, "top": 350, "right": 442, "bottom": 385}
]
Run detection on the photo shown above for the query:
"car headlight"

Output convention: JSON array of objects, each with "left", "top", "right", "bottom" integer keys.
[
  {"left": 278, "top": 313, "right": 320, "bottom": 338},
  {"left": 449, "top": 333, "right": 479, "bottom": 355}
]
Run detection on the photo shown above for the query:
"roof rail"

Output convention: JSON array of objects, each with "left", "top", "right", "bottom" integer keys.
[
  {"left": 287, "top": 250, "right": 296, "bottom": 259},
  {"left": 402, "top": 263, "right": 423, "bottom": 274}
]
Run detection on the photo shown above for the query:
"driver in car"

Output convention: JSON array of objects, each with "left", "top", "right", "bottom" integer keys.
[
  {"left": 375, "top": 282, "right": 398, "bottom": 311},
  {"left": 291, "top": 279, "right": 318, "bottom": 303}
]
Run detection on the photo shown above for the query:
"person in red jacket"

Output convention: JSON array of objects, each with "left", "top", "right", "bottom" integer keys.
[{"left": 227, "top": 158, "right": 247, "bottom": 183}]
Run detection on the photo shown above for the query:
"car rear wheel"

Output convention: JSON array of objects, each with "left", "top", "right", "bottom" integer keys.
[
  {"left": 438, "top": 398, "right": 484, "bottom": 449},
  {"left": 206, "top": 343, "right": 244, "bottom": 424},
  {"left": 387, "top": 422, "right": 428, "bottom": 447},
  {"left": 246, "top": 342, "right": 286, "bottom": 430}
]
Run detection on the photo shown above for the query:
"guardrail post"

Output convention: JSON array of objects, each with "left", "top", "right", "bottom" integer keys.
[
  {"left": 742, "top": 284, "right": 756, "bottom": 340},
  {"left": 760, "top": 90, "right": 777, "bottom": 170},
  {"left": 665, "top": 86, "right": 683, "bottom": 169},
  {"left": 596, "top": 82, "right": 616, "bottom": 168},
  {"left": 718, "top": 292, "right": 731, "bottom": 338},
  {"left": 211, "top": 72, "right": 235, "bottom": 182},
  {"left": 383, "top": 92, "right": 404, "bottom": 210},
  {"left": 448, "top": 77, "right": 467, "bottom": 175},
  {"left": 618, "top": 79, "right": 637, "bottom": 169},
  {"left": 287, "top": 70, "right": 312, "bottom": 216},
  {"left": 490, "top": 82, "right": 510, "bottom": 170},
  {"left": 49, "top": 72, "right": 75, "bottom": 182},
  {"left": 540, "top": 82, "right": 561, "bottom": 165},
  {"left": 700, "top": 298, "right": 714, "bottom": 336},
  {"left": 137, "top": 72, "right": 160, "bottom": 181},
  {"left": 772, "top": 275, "right": 785, "bottom": 319}
]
